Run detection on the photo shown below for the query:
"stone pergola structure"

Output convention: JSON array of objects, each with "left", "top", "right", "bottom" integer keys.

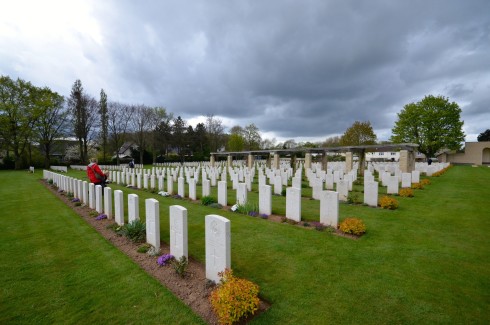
[{"left": 210, "top": 143, "right": 419, "bottom": 174}]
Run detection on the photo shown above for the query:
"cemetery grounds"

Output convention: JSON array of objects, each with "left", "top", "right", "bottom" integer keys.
[{"left": 0, "top": 165, "right": 489, "bottom": 324}]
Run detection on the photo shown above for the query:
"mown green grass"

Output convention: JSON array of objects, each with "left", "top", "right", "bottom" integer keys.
[
  {"left": 0, "top": 171, "right": 206, "bottom": 324},
  {"left": 4, "top": 165, "right": 490, "bottom": 324}
]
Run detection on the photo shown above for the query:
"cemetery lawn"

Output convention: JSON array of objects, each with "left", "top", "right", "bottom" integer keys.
[
  {"left": 0, "top": 171, "right": 206, "bottom": 325},
  {"left": 3, "top": 165, "right": 489, "bottom": 324}
]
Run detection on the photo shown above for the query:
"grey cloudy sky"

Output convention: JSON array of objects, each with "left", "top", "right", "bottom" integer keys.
[{"left": 1, "top": 0, "right": 489, "bottom": 143}]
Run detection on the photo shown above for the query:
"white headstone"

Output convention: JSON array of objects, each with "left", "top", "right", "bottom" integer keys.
[
  {"left": 205, "top": 214, "right": 231, "bottom": 283},
  {"left": 274, "top": 175, "right": 283, "bottom": 195},
  {"left": 114, "top": 190, "right": 124, "bottom": 225},
  {"left": 259, "top": 184, "right": 272, "bottom": 215},
  {"left": 286, "top": 187, "right": 301, "bottom": 222},
  {"left": 218, "top": 181, "right": 227, "bottom": 206},
  {"left": 145, "top": 198, "right": 160, "bottom": 250},
  {"left": 169, "top": 205, "right": 188, "bottom": 260},
  {"left": 319, "top": 190, "right": 338, "bottom": 228},
  {"left": 82, "top": 181, "right": 88, "bottom": 204},
  {"left": 128, "top": 194, "right": 139, "bottom": 223},
  {"left": 387, "top": 175, "right": 399, "bottom": 194},
  {"left": 236, "top": 183, "right": 247, "bottom": 205},
  {"left": 89, "top": 183, "right": 95, "bottom": 209},
  {"left": 189, "top": 179, "right": 197, "bottom": 200},
  {"left": 202, "top": 179, "right": 210, "bottom": 197},
  {"left": 178, "top": 177, "right": 185, "bottom": 198},
  {"left": 411, "top": 170, "right": 420, "bottom": 183},
  {"left": 95, "top": 185, "right": 103, "bottom": 213},
  {"left": 337, "top": 180, "right": 349, "bottom": 201},
  {"left": 364, "top": 181, "right": 378, "bottom": 207},
  {"left": 401, "top": 173, "right": 411, "bottom": 188},
  {"left": 104, "top": 187, "right": 112, "bottom": 219}
]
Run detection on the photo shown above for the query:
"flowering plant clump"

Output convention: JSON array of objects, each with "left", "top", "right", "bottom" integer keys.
[
  {"left": 411, "top": 183, "right": 423, "bottom": 190},
  {"left": 379, "top": 196, "right": 399, "bottom": 210},
  {"left": 210, "top": 269, "right": 260, "bottom": 325},
  {"left": 420, "top": 179, "right": 431, "bottom": 186},
  {"left": 259, "top": 214, "right": 269, "bottom": 219},
  {"left": 311, "top": 221, "right": 326, "bottom": 231},
  {"left": 157, "top": 253, "right": 174, "bottom": 266},
  {"left": 339, "top": 217, "right": 366, "bottom": 236},
  {"left": 399, "top": 188, "right": 414, "bottom": 197},
  {"left": 248, "top": 211, "right": 259, "bottom": 217},
  {"left": 71, "top": 198, "right": 80, "bottom": 203},
  {"left": 95, "top": 214, "right": 107, "bottom": 220}
]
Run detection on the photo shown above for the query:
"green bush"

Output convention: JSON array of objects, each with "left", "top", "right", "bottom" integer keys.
[
  {"left": 119, "top": 220, "right": 146, "bottom": 243},
  {"left": 208, "top": 203, "right": 223, "bottom": 209},
  {"left": 171, "top": 256, "right": 188, "bottom": 278},
  {"left": 201, "top": 196, "right": 217, "bottom": 206},
  {"left": 235, "top": 202, "right": 258, "bottom": 216}
]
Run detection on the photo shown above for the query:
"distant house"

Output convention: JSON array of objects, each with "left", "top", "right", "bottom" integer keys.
[
  {"left": 437, "top": 142, "right": 490, "bottom": 165},
  {"left": 114, "top": 142, "right": 138, "bottom": 160}
]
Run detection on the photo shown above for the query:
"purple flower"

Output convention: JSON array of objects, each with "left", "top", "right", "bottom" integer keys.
[
  {"left": 71, "top": 198, "right": 80, "bottom": 202},
  {"left": 157, "top": 254, "right": 174, "bottom": 266},
  {"left": 260, "top": 214, "right": 269, "bottom": 219},
  {"left": 95, "top": 214, "right": 107, "bottom": 220}
]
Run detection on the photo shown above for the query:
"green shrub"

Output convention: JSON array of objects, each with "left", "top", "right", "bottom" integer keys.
[
  {"left": 201, "top": 196, "right": 218, "bottom": 206},
  {"left": 347, "top": 192, "right": 363, "bottom": 204},
  {"left": 210, "top": 269, "right": 260, "bottom": 325},
  {"left": 235, "top": 202, "right": 258, "bottom": 216},
  {"left": 171, "top": 256, "right": 188, "bottom": 278},
  {"left": 281, "top": 188, "right": 287, "bottom": 196},
  {"left": 119, "top": 220, "right": 146, "bottom": 243},
  {"left": 137, "top": 243, "right": 151, "bottom": 253},
  {"left": 339, "top": 218, "right": 366, "bottom": 236}
]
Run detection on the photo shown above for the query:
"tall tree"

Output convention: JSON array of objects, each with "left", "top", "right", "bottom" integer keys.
[
  {"left": 205, "top": 114, "right": 225, "bottom": 152},
  {"left": 477, "top": 129, "right": 490, "bottom": 142},
  {"left": 227, "top": 133, "right": 245, "bottom": 151},
  {"left": 33, "top": 87, "right": 68, "bottom": 168},
  {"left": 191, "top": 122, "right": 209, "bottom": 159},
  {"left": 340, "top": 121, "right": 377, "bottom": 146},
  {"left": 147, "top": 107, "right": 171, "bottom": 164},
  {"left": 0, "top": 76, "right": 41, "bottom": 169},
  {"left": 107, "top": 102, "right": 133, "bottom": 165},
  {"left": 391, "top": 95, "right": 465, "bottom": 158},
  {"left": 131, "top": 104, "right": 153, "bottom": 164},
  {"left": 99, "top": 89, "right": 108, "bottom": 162},
  {"left": 67, "top": 80, "right": 98, "bottom": 163},
  {"left": 322, "top": 136, "right": 341, "bottom": 147},
  {"left": 243, "top": 123, "right": 262, "bottom": 150},
  {"left": 172, "top": 116, "right": 187, "bottom": 162}
]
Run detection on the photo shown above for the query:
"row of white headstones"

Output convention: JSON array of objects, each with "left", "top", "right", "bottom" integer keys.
[
  {"left": 74, "top": 161, "right": 448, "bottom": 228},
  {"left": 43, "top": 170, "right": 230, "bottom": 283}
]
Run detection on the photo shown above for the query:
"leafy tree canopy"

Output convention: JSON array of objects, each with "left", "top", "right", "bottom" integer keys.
[
  {"left": 477, "top": 129, "right": 490, "bottom": 142},
  {"left": 339, "top": 121, "right": 377, "bottom": 146},
  {"left": 391, "top": 95, "right": 465, "bottom": 158}
]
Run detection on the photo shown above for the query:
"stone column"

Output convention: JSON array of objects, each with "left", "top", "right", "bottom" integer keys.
[
  {"left": 345, "top": 151, "right": 353, "bottom": 173},
  {"left": 290, "top": 154, "right": 296, "bottom": 174},
  {"left": 358, "top": 149, "right": 366, "bottom": 176},
  {"left": 399, "top": 150, "right": 415, "bottom": 173},
  {"left": 210, "top": 154, "right": 215, "bottom": 167},
  {"left": 266, "top": 153, "right": 272, "bottom": 168},
  {"left": 273, "top": 153, "right": 280, "bottom": 170},
  {"left": 227, "top": 155, "right": 232, "bottom": 168},
  {"left": 247, "top": 154, "right": 254, "bottom": 169},
  {"left": 321, "top": 152, "right": 328, "bottom": 171},
  {"left": 305, "top": 153, "right": 312, "bottom": 169}
]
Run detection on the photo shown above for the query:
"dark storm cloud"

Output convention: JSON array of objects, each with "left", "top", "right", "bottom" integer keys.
[{"left": 2, "top": 0, "right": 488, "bottom": 141}]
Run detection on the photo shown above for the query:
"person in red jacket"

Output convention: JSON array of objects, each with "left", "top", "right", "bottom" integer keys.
[{"left": 87, "top": 158, "right": 108, "bottom": 189}]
